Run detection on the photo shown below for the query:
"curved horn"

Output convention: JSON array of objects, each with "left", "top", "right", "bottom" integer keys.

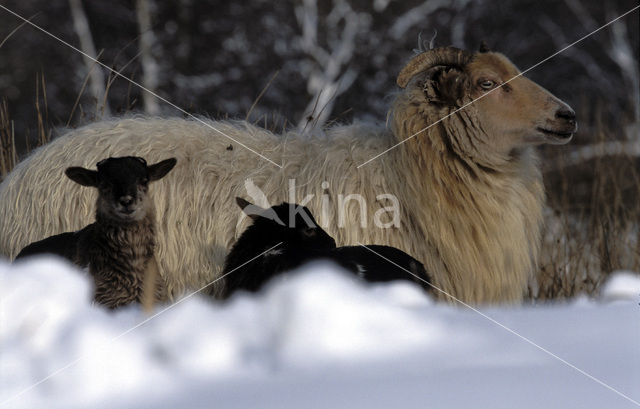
[{"left": 396, "top": 47, "right": 473, "bottom": 88}]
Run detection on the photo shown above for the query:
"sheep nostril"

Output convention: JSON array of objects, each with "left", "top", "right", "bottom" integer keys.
[
  {"left": 119, "top": 196, "right": 133, "bottom": 206},
  {"left": 556, "top": 108, "right": 576, "bottom": 125}
]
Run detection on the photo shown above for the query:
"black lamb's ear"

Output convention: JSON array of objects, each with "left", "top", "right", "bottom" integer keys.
[
  {"left": 148, "top": 158, "right": 177, "bottom": 182},
  {"left": 479, "top": 41, "right": 491, "bottom": 53},
  {"left": 65, "top": 167, "right": 98, "bottom": 187},
  {"left": 236, "top": 197, "right": 264, "bottom": 220},
  {"left": 236, "top": 197, "right": 252, "bottom": 210}
]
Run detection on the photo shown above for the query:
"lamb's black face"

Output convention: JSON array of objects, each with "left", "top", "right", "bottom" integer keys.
[
  {"left": 66, "top": 156, "right": 176, "bottom": 223},
  {"left": 95, "top": 157, "right": 150, "bottom": 221},
  {"left": 257, "top": 202, "right": 337, "bottom": 251}
]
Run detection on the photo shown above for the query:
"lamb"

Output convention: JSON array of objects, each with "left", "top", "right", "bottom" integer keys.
[
  {"left": 16, "top": 156, "right": 177, "bottom": 310},
  {"left": 221, "top": 198, "right": 336, "bottom": 295},
  {"left": 0, "top": 45, "right": 576, "bottom": 304},
  {"left": 222, "top": 198, "right": 431, "bottom": 297}
]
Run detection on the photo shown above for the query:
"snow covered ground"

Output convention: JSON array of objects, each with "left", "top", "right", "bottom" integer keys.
[{"left": 1, "top": 256, "right": 639, "bottom": 409}]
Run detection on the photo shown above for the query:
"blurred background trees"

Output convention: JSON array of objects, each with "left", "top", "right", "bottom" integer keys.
[{"left": 0, "top": 0, "right": 637, "bottom": 146}]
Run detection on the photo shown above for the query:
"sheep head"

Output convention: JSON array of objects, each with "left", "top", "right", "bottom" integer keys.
[
  {"left": 235, "top": 197, "right": 337, "bottom": 251},
  {"left": 65, "top": 156, "right": 177, "bottom": 223},
  {"left": 395, "top": 47, "right": 576, "bottom": 166}
]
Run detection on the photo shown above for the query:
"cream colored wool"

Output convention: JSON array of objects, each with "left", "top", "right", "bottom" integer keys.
[{"left": 0, "top": 51, "right": 571, "bottom": 304}]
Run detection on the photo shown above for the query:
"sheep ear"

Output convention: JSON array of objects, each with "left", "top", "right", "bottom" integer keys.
[
  {"left": 65, "top": 167, "right": 98, "bottom": 187},
  {"left": 426, "top": 67, "right": 469, "bottom": 107},
  {"left": 148, "top": 158, "right": 177, "bottom": 182},
  {"left": 236, "top": 197, "right": 263, "bottom": 220},
  {"left": 236, "top": 197, "right": 252, "bottom": 210},
  {"left": 479, "top": 41, "right": 491, "bottom": 53}
]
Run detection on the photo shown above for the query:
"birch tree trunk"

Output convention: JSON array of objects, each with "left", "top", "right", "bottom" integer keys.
[
  {"left": 68, "top": 0, "right": 110, "bottom": 117},
  {"left": 136, "top": 0, "right": 160, "bottom": 114}
]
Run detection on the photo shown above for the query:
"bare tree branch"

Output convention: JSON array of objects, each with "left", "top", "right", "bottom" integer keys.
[
  {"left": 389, "top": 0, "right": 468, "bottom": 40},
  {"left": 539, "top": 16, "right": 609, "bottom": 89},
  {"left": 295, "top": 0, "right": 364, "bottom": 132},
  {"left": 546, "top": 140, "right": 640, "bottom": 171},
  {"left": 607, "top": 14, "right": 640, "bottom": 126},
  {"left": 68, "top": 0, "right": 110, "bottom": 117},
  {"left": 136, "top": 0, "right": 160, "bottom": 114},
  {"left": 561, "top": 0, "right": 640, "bottom": 128}
]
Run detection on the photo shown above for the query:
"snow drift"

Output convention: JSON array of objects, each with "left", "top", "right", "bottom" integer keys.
[{"left": 1, "top": 257, "right": 639, "bottom": 409}]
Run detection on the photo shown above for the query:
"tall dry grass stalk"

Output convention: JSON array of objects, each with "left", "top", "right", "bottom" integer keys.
[
  {"left": 0, "top": 99, "right": 17, "bottom": 180},
  {"left": 0, "top": 74, "right": 53, "bottom": 182},
  {"left": 35, "top": 73, "right": 52, "bottom": 148}
]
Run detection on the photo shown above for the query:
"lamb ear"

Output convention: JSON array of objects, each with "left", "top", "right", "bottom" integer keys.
[
  {"left": 236, "top": 197, "right": 263, "bottom": 220},
  {"left": 65, "top": 167, "right": 98, "bottom": 187},
  {"left": 148, "top": 158, "right": 177, "bottom": 182}
]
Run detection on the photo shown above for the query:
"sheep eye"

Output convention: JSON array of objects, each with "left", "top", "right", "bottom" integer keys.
[
  {"left": 479, "top": 80, "right": 495, "bottom": 90},
  {"left": 302, "top": 228, "right": 317, "bottom": 237},
  {"left": 140, "top": 178, "right": 149, "bottom": 185}
]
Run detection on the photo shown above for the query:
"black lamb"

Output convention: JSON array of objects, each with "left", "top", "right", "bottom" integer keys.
[
  {"left": 16, "top": 156, "right": 176, "bottom": 310},
  {"left": 222, "top": 198, "right": 432, "bottom": 297}
]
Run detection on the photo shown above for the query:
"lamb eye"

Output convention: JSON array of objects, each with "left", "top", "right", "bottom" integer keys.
[
  {"left": 302, "top": 228, "right": 317, "bottom": 237},
  {"left": 479, "top": 80, "right": 495, "bottom": 90}
]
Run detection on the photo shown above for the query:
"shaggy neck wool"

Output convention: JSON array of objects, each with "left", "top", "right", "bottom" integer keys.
[
  {"left": 84, "top": 211, "right": 157, "bottom": 308},
  {"left": 391, "top": 95, "right": 544, "bottom": 303}
]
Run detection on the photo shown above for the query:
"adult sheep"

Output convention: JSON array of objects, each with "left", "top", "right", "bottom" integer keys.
[{"left": 0, "top": 46, "right": 576, "bottom": 304}]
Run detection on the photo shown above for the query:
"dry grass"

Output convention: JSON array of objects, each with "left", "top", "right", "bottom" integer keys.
[
  {"left": 0, "top": 75, "right": 52, "bottom": 181},
  {"left": 0, "top": 99, "right": 18, "bottom": 179},
  {"left": 533, "top": 110, "right": 640, "bottom": 301}
]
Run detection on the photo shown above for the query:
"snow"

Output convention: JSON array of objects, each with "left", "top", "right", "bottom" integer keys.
[
  {"left": 1, "top": 257, "right": 639, "bottom": 409},
  {"left": 600, "top": 270, "right": 640, "bottom": 301}
]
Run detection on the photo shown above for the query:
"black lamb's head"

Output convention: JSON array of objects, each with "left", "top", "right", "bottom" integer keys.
[
  {"left": 236, "top": 197, "right": 336, "bottom": 251},
  {"left": 65, "top": 156, "right": 176, "bottom": 222}
]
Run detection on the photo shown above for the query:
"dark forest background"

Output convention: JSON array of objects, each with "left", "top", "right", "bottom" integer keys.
[
  {"left": 1, "top": 0, "right": 638, "bottom": 143},
  {"left": 0, "top": 0, "right": 639, "bottom": 299}
]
